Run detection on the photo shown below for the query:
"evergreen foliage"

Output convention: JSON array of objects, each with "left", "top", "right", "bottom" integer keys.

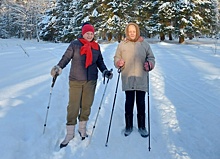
[{"left": 0, "top": 0, "right": 219, "bottom": 43}]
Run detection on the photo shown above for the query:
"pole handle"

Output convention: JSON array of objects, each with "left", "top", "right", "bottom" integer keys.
[
  {"left": 51, "top": 73, "right": 58, "bottom": 88},
  {"left": 118, "top": 67, "right": 122, "bottom": 73},
  {"left": 103, "top": 68, "right": 113, "bottom": 84}
]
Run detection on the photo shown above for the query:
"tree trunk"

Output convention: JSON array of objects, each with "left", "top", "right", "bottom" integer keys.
[
  {"left": 160, "top": 33, "right": 165, "bottom": 41},
  {"left": 101, "top": 30, "right": 106, "bottom": 40},
  {"left": 188, "top": 34, "right": 193, "bottom": 40},
  {"left": 179, "top": 36, "right": 184, "bottom": 43},
  {"left": 107, "top": 32, "right": 112, "bottom": 41},
  {"left": 169, "top": 32, "right": 173, "bottom": 40},
  {"left": 117, "top": 33, "right": 122, "bottom": 43}
]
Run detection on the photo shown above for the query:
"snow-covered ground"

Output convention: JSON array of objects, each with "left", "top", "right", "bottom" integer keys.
[{"left": 0, "top": 38, "right": 220, "bottom": 159}]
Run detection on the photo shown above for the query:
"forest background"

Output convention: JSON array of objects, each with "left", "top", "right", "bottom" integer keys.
[{"left": 0, "top": 0, "right": 220, "bottom": 43}]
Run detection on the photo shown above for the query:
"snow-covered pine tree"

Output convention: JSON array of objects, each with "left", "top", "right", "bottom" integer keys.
[
  {"left": 0, "top": 2, "right": 10, "bottom": 38},
  {"left": 100, "top": 0, "right": 142, "bottom": 42},
  {"left": 92, "top": 0, "right": 114, "bottom": 41},
  {"left": 157, "top": 1, "right": 176, "bottom": 41},
  {"left": 39, "top": 0, "right": 78, "bottom": 42},
  {"left": 2, "top": 0, "right": 218, "bottom": 43},
  {"left": 99, "top": 0, "right": 129, "bottom": 41},
  {"left": 147, "top": 1, "right": 161, "bottom": 39},
  {"left": 196, "top": 0, "right": 218, "bottom": 36},
  {"left": 58, "top": 0, "right": 78, "bottom": 42},
  {"left": 39, "top": 1, "right": 57, "bottom": 42},
  {"left": 175, "top": 1, "right": 190, "bottom": 43},
  {"left": 111, "top": 0, "right": 140, "bottom": 41},
  {"left": 74, "top": 0, "right": 95, "bottom": 35},
  {"left": 175, "top": 0, "right": 217, "bottom": 43},
  {"left": 132, "top": 1, "right": 152, "bottom": 38}
]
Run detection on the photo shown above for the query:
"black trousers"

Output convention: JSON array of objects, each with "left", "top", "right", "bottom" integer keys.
[{"left": 125, "top": 90, "right": 146, "bottom": 116}]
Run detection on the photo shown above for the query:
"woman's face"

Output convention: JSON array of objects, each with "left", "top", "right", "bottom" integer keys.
[
  {"left": 83, "top": 32, "right": 94, "bottom": 42},
  {"left": 128, "top": 25, "right": 136, "bottom": 40}
]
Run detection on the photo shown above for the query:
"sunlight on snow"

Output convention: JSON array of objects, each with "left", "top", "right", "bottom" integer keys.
[
  {"left": 0, "top": 99, "right": 23, "bottom": 117},
  {"left": 0, "top": 74, "right": 50, "bottom": 117},
  {"left": 150, "top": 66, "right": 191, "bottom": 158},
  {"left": 188, "top": 57, "right": 220, "bottom": 75},
  {"left": 168, "top": 143, "right": 191, "bottom": 159},
  {"left": 151, "top": 70, "right": 181, "bottom": 132}
]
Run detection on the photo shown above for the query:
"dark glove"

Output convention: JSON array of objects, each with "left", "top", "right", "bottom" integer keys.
[
  {"left": 103, "top": 69, "right": 113, "bottom": 79},
  {"left": 51, "top": 65, "right": 62, "bottom": 77}
]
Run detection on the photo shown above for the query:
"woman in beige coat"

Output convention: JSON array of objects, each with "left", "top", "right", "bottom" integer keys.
[{"left": 114, "top": 22, "right": 155, "bottom": 137}]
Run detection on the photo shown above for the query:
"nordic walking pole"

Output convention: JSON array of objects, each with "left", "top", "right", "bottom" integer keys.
[
  {"left": 147, "top": 73, "right": 151, "bottom": 151},
  {"left": 147, "top": 61, "right": 151, "bottom": 151},
  {"left": 88, "top": 69, "right": 113, "bottom": 145},
  {"left": 105, "top": 68, "right": 121, "bottom": 147},
  {"left": 43, "top": 73, "right": 58, "bottom": 134},
  {"left": 88, "top": 77, "right": 110, "bottom": 146}
]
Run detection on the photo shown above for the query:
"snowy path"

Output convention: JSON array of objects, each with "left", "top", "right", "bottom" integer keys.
[
  {"left": 0, "top": 39, "right": 219, "bottom": 159},
  {"left": 150, "top": 43, "right": 220, "bottom": 159}
]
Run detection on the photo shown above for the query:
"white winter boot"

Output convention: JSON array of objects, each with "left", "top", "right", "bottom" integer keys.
[
  {"left": 60, "top": 125, "right": 75, "bottom": 148},
  {"left": 78, "top": 121, "right": 88, "bottom": 140}
]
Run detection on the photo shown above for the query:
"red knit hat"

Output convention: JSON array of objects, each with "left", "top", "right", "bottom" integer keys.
[{"left": 82, "top": 24, "right": 95, "bottom": 35}]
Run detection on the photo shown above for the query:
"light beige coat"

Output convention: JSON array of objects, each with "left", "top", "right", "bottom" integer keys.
[{"left": 114, "top": 40, "right": 155, "bottom": 92}]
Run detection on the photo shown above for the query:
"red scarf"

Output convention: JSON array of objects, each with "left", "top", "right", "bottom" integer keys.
[{"left": 79, "top": 38, "right": 99, "bottom": 68}]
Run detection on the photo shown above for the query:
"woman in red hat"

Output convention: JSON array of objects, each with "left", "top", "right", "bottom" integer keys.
[{"left": 51, "top": 23, "right": 113, "bottom": 148}]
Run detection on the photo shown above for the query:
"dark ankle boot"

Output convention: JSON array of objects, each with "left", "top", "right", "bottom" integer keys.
[
  {"left": 124, "top": 114, "right": 133, "bottom": 136},
  {"left": 137, "top": 114, "right": 148, "bottom": 138}
]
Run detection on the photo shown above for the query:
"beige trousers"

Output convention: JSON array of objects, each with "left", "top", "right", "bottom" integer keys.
[{"left": 66, "top": 80, "right": 97, "bottom": 125}]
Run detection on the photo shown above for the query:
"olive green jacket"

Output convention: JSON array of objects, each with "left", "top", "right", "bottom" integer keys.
[{"left": 114, "top": 40, "right": 155, "bottom": 92}]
